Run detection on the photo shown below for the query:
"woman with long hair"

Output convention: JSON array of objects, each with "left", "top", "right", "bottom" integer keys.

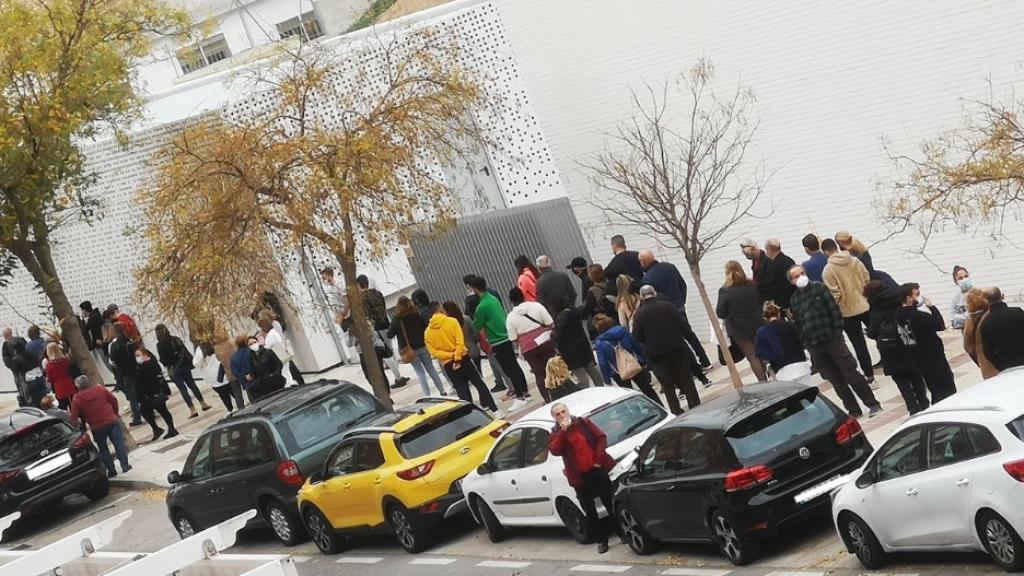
[
  {"left": 155, "top": 323, "right": 211, "bottom": 417},
  {"left": 614, "top": 274, "right": 640, "bottom": 330},
  {"left": 389, "top": 295, "right": 448, "bottom": 397},
  {"left": 963, "top": 287, "right": 998, "bottom": 379},
  {"left": 44, "top": 342, "right": 76, "bottom": 409},
  {"left": 593, "top": 313, "right": 663, "bottom": 405},
  {"left": 716, "top": 260, "right": 767, "bottom": 381},
  {"left": 514, "top": 254, "right": 540, "bottom": 302}
]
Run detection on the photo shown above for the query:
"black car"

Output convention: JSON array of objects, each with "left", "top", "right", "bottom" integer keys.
[
  {"left": 614, "top": 382, "right": 872, "bottom": 565},
  {"left": 0, "top": 407, "right": 108, "bottom": 518},
  {"left": 166, "top": 380, "right": 389, "bottom": 545}
]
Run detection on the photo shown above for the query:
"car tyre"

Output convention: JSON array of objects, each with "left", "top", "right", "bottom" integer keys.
[
  {"left": 304, "top": 507, "right": 343, "bottom": 554},
  {"left": 557, "top": 498, "right": 592, "bottom": 544},
  {"left": 264, "top": 499, "right": 307, "bottom": 546},
  {"left": 978, "top": 510, "right": 1024, "bottom": 571},
  {"left": 617, "top": 505, "right": 656, "bottom": 555},
  {"left": 172, "top": 509, "right": 199, "bottom": 540},
  {"left": 388, "top": 505, "right": 428, "bottom": 553},
  {"left": 472, "top": 496, "right": 507, "bottom": 543},
  {"left": 710, "top": 510, "right": 757, "bottom": 566},
  {"left": 83, "top": 475, "right": 110, "bottom": 501},
  {"left": 843, "top": 513, "right": 888, "bottom": 570}
]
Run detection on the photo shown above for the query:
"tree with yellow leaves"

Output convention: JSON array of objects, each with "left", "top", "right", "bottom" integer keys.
[
  {"left": 137, "top": 29, "right": 493, "bottom": 404},
  {"left": 0, "top": 0, "right": 189, "bottom": 387}
]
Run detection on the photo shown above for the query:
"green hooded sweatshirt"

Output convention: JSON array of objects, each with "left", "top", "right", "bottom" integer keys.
[{"left": 471, "top": 292, "right": 509, "bottom": 346}]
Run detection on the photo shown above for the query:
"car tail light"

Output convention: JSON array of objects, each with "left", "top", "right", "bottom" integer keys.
[
  {"left": 275, "top": 460, "right": 304, "bottom": 487},
  {"left": 725, "top": 465, "right": 773, "bottom": 492},
  {"left": 834, "top": 417, "right": 863, "bottom": 445},
  {"left": 397, "top": 460, "right": 435, "bottom": 480},
  {"left": 1004, "top": 459, "right": 1024, "bottom": 482},
  {"left": 0, "top": 470, "right": 18, "bottom": 485},
  {"left": 489, "top": 422, "right": 510, "bottom": 438},
  {"left": 73, "top": 434, "right": 93, "bottom": 449}
]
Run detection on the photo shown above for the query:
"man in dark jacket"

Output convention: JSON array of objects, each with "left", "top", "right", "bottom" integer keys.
[
  {"left": 980, "top": 287, "right": 1024, "bottom": 372},
  {"left": 740, "top": 238, "right": 772, "bottom": 304},
  {"left": 567, "top": 257, "right": 593, "bottom": 298},
  {"left": 638, "top": 250, "right": 711, "bottom": 369},
  {"left": 3, "top": 328, "right": 28, "bottom": 406},
  {"left": 548, "top": 402, "right": 616, "bottom": 554},
  {"left": 896, "top": 283, "right": 957, "bottom": 403},
  {"left": 109, "top": 322, "right": 143, "bottom": 425},
  {"left": 79, "top": 301, "right": 114, "bottom": 375},
  {"left": 535, "top": 255, "right": 577, "bottom": 314},
  {"left": 864, "top": 282, "right": 929, "bottom": 414},
  {"left": 631, "top": 285, "right": 699, "bottom": 415},
  {"left": 604, "top": 235, "right": 645, "bottom": 295},
  {"left": 763, "top": 239, "right": 796, "bottom": 310}
]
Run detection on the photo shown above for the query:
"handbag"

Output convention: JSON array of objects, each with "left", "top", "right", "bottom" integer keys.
[
  {"left": 613, "top": 345, "right": 643, "bottom": 380},
  {"left": 397, "top": 319, "right": 417, "bottom": 364},
  {"left": 518, "top": 313, "right": 553, "bottom": 353}
]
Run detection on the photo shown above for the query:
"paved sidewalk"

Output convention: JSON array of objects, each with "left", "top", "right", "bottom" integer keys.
[{"left": 0, "top": 329, "right": 984, "bottom": 490}]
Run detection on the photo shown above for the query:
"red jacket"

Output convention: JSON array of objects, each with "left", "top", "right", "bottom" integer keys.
[
  {"left": 45, "top": 357, "right": 76, "bottom": 400},
  {"left": 548, "top": 416, "right": 615, "bottom": 488},
  {"left": 69, "top": 385, "right": 120, "bottom": 431}
]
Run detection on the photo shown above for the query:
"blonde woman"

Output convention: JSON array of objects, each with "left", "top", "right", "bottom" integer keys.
[
  {"left": 835, "top": 230, "right": 874, "bottom": 274},
  {"left": 715, "top": 261, "right": 767, "bottom": 381},
  {"left": 614, "top": 275, "right": 639, "bottom": 329},
  {"left": 44, "top": 342, "right": 76, "bottom": 409}
]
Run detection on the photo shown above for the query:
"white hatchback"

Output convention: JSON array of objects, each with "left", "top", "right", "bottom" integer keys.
[
  {"left": 462, "top": 387, "right": 673, "bottom": 543},
  {"left": 831, "top": 368, "right": 1024, "bottom": 571}
]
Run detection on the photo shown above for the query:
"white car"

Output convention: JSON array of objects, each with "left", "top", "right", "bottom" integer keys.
[
  {"left": 831, "top": 368, "right": 1024, "bottom": 571},
  {"left": 462, "top": 386, "right": 673, "bottom": 543}
]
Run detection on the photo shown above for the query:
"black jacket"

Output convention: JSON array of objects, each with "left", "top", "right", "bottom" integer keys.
[
  {"left": 250, "top": 348, "right": 285, "bottom": 400},
  {"left": 109, "top": 336, "right": 138, "bottom": 376},
  {"left": 583, "top": 280, "right": 617, "bottom": 321},
  {"left": 157, "top": 335, "right": 193, "bottom": 371},
  {"left": 2, "top": 337, "right": 24, "bottom": 372},
  {"left": 641, "top": 261, "right": 688, "bottom": 309},
  {"left": 388, "top": 313, "right": 428, "bottom": 350},
  {"left": 632, "top": 297, "right": 695, "bottom": 360},
  {"left": 866, "top": 287, "right": 914, "bottom": 375},
  {"left": 981, "top": 302, "right": 1024, "bottom": 371},
  {"left": 752, "top": 253, "right": 772, "bottom": 303},
  {"left": 83, "top": 310, "right": 104, "bottom": 350},
  {"left": 896, "top": 304, "right": 947, "bottom": 361},
  {"left": 536, "top": 269, "right": 577, "bottom": 314},
  {"left": 768, "top": 252, "right": 797, "bottom": 308},
  {"left": 135, "top": 357, "right": 169, "bottom": 399},
  {"left": 716, "top": 282, "right": 764, "bottom": 340},
  {"left": 553, "top": 306, "right": 595, "bottom": 370},
  {"left": 605, "top": 250, "right": 644, "bottom": 293}
]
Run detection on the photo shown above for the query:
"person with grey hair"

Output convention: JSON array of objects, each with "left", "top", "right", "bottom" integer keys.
[
  {"left": 763, "top": 238, "right": 796, "bottom": 310},
  {"left": 632, "top": 285, "right": 701, "bottom": 414},
  {"left": 70, "top": 375, "right": 132, "bottom": 476},
  {"left": 740, "top": 238, "right": 772, "bottom": 304},
  {"left": 535, "top": 254, "right": 578, "bottom": 314}
]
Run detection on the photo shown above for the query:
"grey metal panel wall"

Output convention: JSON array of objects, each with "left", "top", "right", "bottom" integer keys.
[{"left": 407, "top": 198, "right": 592, "bottom": 306}]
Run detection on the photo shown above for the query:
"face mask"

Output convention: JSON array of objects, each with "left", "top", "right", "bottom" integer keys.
[
  {"left": 249, "top": 344, "right": 260, "bottom": 352},
  {"left": 135, "top": 356, "right": 145, "bottom": 365},
  {"left": 795, "top": 275, "right": 810, "bottom": 288},
  {"left": 915, "top": 295, "right": 924, "bottom": 307},
  {"left": 958, "top": 278, "right": 973, "bottom": 292}
]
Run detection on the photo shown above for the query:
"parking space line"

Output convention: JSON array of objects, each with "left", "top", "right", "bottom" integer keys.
[
  {"left": 409, "top": 557, "right": 458, "bottom": 565},
  {"left": 291, "top": 556, "right": 313, "bottom": 563},
  {"left": 335, "top": 556, "right": 383, "bottom": 564},
  {"left": 660, "top": 569, "right": 731, "bottom": 576},
  {"left": 477, "top": 560, "right": 533, "bottom": 568},
  {"left": 763, "top": 572, "right": 825, "bottom": 576},
  {"left": 570, "top": 565, "right": 632, "bottom": 573}
]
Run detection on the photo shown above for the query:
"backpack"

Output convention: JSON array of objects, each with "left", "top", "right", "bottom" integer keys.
[
  {"left": 896, "top": 317, "right": 917, "bottom": 348},
  {"left": 875, "top": 314, "right": 903, "bottom": 353}
]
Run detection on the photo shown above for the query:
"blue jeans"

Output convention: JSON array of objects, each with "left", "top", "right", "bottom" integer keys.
[
  {"left": 412, "top": 347, "right": 446, "bottom": 396},
  {"left": 172, "top": 364, "right": 205, "bottom": 409},
  {"left": 93, "top": 422, "right": 130, "bottom": 474}
]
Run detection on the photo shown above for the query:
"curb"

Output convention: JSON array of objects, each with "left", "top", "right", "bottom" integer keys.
[{"left": 110, "top": 478, "right": 169, "bottom": 491}]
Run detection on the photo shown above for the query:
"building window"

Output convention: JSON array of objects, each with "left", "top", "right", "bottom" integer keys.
[
  {"left": 176, "top": 34, "right": 232, "bottom": 75},
  {"left": 277, "top": 12, "right": 324, "bottom": 43}
]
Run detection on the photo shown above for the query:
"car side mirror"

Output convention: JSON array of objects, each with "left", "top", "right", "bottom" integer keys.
[
  {"left": 855, "top": 469, "right": 875, "bottom": 489},
  {"left": 167, "top": 470, "right": 181, "bottom": 484},
  {"left": 476, "top": 463, "right": 490, "bottom": 476}
]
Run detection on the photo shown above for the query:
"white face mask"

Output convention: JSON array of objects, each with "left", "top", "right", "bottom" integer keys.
[
  {"left": 958, "top": 278, "right": 973, "bottom": 292},
  {"left": 915, "top": 295, "right": 925, "bottom": 307},
  {"left": 795, "top": 275, "right": 810, "bottom": 288},
  {"left": 135, "top": 356, "right": 145, "bottom": 365},
  {"left": 249, "top": 344, "right": 260, "bottom": 352}
]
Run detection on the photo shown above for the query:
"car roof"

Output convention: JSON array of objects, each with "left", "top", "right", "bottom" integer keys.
[
  {"left": 0, "top": 408, "right": 56, "bottom": 439},
  {"left": 911, "top": 367, "right": 1024, "bottom": 420},
  {"left": 662, "top": 380, "right": 814, "bottom": 431},
  {"left": 341, "top": 400, "right": 467, "bottom": 439},
  {"left": 225, "top": 380, "right": 366, "bottom": 422},
  {"left": 514, "top": 386, "right": 639, "bottom": 426}
]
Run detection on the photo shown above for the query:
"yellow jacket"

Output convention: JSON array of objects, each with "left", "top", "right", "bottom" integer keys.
[{"left": 425, "top": 313, "right": 467, "bottom": 365}]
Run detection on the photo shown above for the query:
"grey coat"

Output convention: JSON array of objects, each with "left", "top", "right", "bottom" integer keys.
[
  {"left": 716, "top": 282, "right": 765, "bottom": 340},
  {"left": 536, "top": 269, "right": 577, "bottom": 314}
]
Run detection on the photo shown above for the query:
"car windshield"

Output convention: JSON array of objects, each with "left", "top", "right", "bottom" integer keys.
[
  {"left": 1009, "top": 414, "right": 1024, "bottom": 442},
  {"left": 588, "top": 395, "right": 666, "bottom": 447},
  {"left": 397, "top": 404, "right": 493, "bottom": 459},
  {"left": 277, "top": 389, "right": 381, "bottom": 453},
  {"left": 725, "top": 392, "right": 836, "bottom": 462},
  {"left": 0, "top": 420, "right": 75, "bottom": 467}
]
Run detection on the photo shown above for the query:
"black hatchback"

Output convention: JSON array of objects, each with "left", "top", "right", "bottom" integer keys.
[
  {"left": 166, "top": 381, "right": 389, "bottom": 545},
  {"left": 614, "top": 382, "right": 872, "bottom": 565},
  {"left": 0, "top": 407, "right": 108, "bottom": 518}
]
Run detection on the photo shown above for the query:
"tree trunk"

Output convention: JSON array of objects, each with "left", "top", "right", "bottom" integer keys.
[
  {"left": 336, "top": 252, "right": 392, "bottom": 407},
  {"left": 690, "top": 264, "right": 744, "bottom": 389}
]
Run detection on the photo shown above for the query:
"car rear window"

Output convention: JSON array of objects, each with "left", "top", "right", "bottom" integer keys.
[
  {"left": 589, "top": 395, "right": 666, "bottom": 447},
  {"left": 726, "top": 393, "right": 836, "bottom": 462},
  {"left": 0, "top": 420, "right": 75, "bottom": 467},
  {"left": 277, "top": 389, "right": 381, "bottom": 453},
  {"left": 397, "top": 404, "right": 493, "bottom": 459},
  {"left": 1009, "top": 414, "right": 1024, "bottom": 442}
]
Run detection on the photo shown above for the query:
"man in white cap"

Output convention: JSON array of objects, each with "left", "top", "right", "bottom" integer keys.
[{"left": 631, "top": 285, "right": 701, "bottom": 415}]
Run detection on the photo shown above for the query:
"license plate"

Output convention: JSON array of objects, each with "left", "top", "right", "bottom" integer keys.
[
  {"left": 793, "top": 473, "right": 853, "bottom": 505},
  {"left": 27, "top": 452, "right": 73, "bottom": 481}
]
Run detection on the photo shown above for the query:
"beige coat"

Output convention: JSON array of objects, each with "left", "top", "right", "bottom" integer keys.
[{"left": 823, "top": 252, "right": 870, "bottom": 318}]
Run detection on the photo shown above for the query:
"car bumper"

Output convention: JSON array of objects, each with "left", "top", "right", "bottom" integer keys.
[
  {"left": 410, "top": 492, "right": 467, "bottom": 525},
  {"left": 0, "top": 457, "right": 106, "bottom": 516}
]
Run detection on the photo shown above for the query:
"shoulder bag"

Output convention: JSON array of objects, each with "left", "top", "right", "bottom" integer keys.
[
  {"left": 518, "top": 312, "right": 552, "bottom": 353},
  {"left": 397, "top": 318, "right": 417, "bottom": 364},
  {"left": 612, "top": 345, "right": 643, "bottom": 380}
]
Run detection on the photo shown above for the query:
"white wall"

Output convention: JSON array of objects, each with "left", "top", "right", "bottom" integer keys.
[{"left": 495, "top": 0, "right": 1024, "bottom": 337}]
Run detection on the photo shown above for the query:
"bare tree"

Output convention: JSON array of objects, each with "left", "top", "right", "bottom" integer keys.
[{"left": 586, "top": 59, "right": 771, "bottom": 389}]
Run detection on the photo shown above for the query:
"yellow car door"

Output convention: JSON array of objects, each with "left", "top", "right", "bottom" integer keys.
[{"left": 318, "top": 439, "right": 390, "bottom": 529}]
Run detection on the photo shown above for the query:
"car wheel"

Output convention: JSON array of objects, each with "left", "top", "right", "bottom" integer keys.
[
  {"left": 617, "top": 505, "right": 655, "bottom": 555},
  {"left": 710, "top": 510, "right": 757, "bottom": 566},
  {"left": 472, "top": 496, "right": 507, "bottom": 543},
  {"left": 978, "top": 510, "right": 1024, "bottom": 571},
  {"left": 303, "top": 507, "right": 343, "bottom": 554},
  {"left": 388, "top": 505, "right": 428, "bottom": 553},
  {"left": 264, "top": 500, "right": 306, "bottom": 546},
  {"left": 556, "top": 499, "right": 592, "bottom": 544},
  {"left": 83, "top": 476, "right": 110, "bottom": 501},
  {"left": 172, "top": 509, "right": 199, "bottom": 539},
  {"left": 843, "top": 513, "right": 888, "bottom": 570}
]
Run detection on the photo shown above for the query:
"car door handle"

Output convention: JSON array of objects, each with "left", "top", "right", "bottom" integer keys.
[
  {"left": 956, "top": 478, "right": 971, "bottom": 487},
  {"left": 906, "top": 488, "right": 918, "bottom": 496},
  {"left": 342, "top": 483, "right": 352, "bottom": 490},
  {"left": 510, "top": 479, "right": 517, "bottom": 486},
  {"left": 207, "top": 488, "right": 223, "bottom": 496},
  {"left": 373, "top": 477, "right": 382, "bottom": 484},
  {"left": 540, "top": 475, "right": 547, "bottom": 482}
]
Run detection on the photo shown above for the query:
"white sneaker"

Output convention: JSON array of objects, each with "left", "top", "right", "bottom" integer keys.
[
  {"left": 867, "top": 379, "right": 879, "bottom": 390},
  {"left": 508, "top": 398, "right": 527, "bottom": 412}
]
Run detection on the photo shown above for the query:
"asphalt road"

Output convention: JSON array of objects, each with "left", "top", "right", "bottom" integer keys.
[{"left": 0, "top": 488, "right": 1003, "bottom": 576}]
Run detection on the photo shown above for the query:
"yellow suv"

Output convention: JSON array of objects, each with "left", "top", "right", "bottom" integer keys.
[{"left": 298, "top": 399, "right": 506, "bottom": 553}]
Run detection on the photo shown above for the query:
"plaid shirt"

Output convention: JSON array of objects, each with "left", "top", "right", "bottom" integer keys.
[{"left": 790, "top": 281, "right": 843, "bottom": 347}]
